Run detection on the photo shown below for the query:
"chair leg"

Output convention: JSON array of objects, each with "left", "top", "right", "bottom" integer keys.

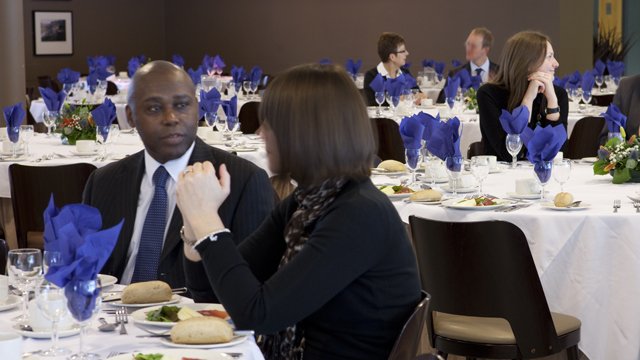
[
  {"left": 566, "top": 345, "right": 579, "bottom": 360},
  {"left": 437, "top": 351, "right": 448, "bottom": 359}
]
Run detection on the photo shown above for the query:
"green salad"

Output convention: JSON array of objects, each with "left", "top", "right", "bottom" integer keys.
[
  {"left": 145, "top": 305, "right": 180, "bottom": 322},
  {"left": 134, "top": 354, "right": 163, "bottom": 360}
]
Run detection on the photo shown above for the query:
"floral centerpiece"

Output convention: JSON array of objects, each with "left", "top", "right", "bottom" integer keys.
[
  {"left": 57, "top": 102, "right": 96, "bottom": 145},
  {"left": 593, "top": 135, "right": 640, "bottom": 183},
  {"left": 464, "top": 87, "right": 478, "bottom": 113}
]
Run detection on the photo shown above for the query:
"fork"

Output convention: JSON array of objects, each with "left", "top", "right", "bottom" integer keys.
[
  {"left": 634, "top": 201, "right": 640, "bottom": 213},
  {"left": 116, "top": 307, "right": 128, "bottom": 335},
  {"left": 614, "top": 199, "right": 621, "bottom": 213}
]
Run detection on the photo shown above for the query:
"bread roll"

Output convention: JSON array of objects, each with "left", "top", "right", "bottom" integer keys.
[
  {"left": 554, "top": 192, "right": 574, "bottom": 207},
  {"left": 378, "top": 160, "right": 406, "bottom": 172},
  {"left": 410, "top": 189, "right": 442, "bottom": 201},
  {"left": 170, "top": 317, "right": 234, "bottom": 344},
  {"left": 121, "top": 280, "right": 172, "bottom": 304}
]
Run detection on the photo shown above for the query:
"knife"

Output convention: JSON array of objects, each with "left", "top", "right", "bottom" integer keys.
[{"left": 102, "top": 287, "right": 187, "bottom": 302}]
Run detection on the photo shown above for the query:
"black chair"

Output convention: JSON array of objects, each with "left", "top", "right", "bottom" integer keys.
[
  {"left": 564, "top": 116, "right": 606, "bottom": 159},
  {"left": 388, "top": 291, "right": 430, "bottom": 360},
  {"left": 106, "top": 81, "right": 119, "bottom": 96},
  {"left": 409, "top": 216, "right": 581, "bottom": 360},
  {"left": 371, "top": 117, "right": 405, "bottom": 162},
  {"left": 591, "top": 94, "right": 614, "bottom": 107},
  {"left": 37, "top": 75, "right": 60, "bottom": 93},
  {"left": 466, "top": 141, "right": 485, "bottom": 158},
  {"left": 238, "top": 101, "right": 260, "bottom": 134},
  {"left": 9, "top": 163, "right": 97, "bottom": 249},
  {"left": 0, "top": 238, "right": 8, "bottom": 275}
]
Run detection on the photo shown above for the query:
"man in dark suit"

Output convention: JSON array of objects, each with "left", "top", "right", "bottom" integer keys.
[
  {"left": 83, "top": 61, "right": 275, "bottom": 288},
  {"left": 612, "top": 74, "right": 640, "bottom": 138},
  {"left": 437, "top": 27, "right": 499, "bottom": 103}
]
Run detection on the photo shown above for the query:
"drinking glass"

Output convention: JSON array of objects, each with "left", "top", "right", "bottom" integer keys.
[
  {"left": 108, "top": 124, "right": 120, "bottom": 145},
  {"left": 533, "top": 160, "right": 553, "bottom": 200},
  {"left": 43, "top": 111, "right": 59, "bottom": 137},
  {"left": 608, "top": 132, "right": 624, "bottom": 143},
  {"left": 445, "top": 97, "right": 455, "bottom": 118},
  {"left": 425, "top": 157, "right": 442, "bottom": 188},
  {"left": 470, "top": 156, "right": 490, "bottom": 195},
  {"left": 581, "top": 90, "right": 592, "bottom": 110},
  {"left": 234, "top": 81, "right": 243, "bottom": 97},
  {"left": 445, "top": 156, "right": 463, "bottom": 196},
  {"left": 553, "top": 159, "right": 572, "bottom": 192},
  {"left": 7, "top": 126, "right": 20, "bottom": 158},
  {"left": 96, "top": 126, "right": 110, "bottom": 158},
  {"left": 43, "top": 250, "right": 63, "bottom": 275},
  {"left": 386, "top": 94, "right": 400, "bottom": 114},
  {"left": 36, "top": 282, "right": 71, "bottom": 356},
  {"left": 595, "top": 75, "right": 604, "bottom": 92},
  {"left": 227, "top": 116, "right": 240, "bottom": 141},
  {"left": 401, "top": 88, "right": 414, "bottom": 109},
  {"left": 201, "top": 75, "right": 216, "bottom": 92},
  {"left": 405, "top": 148, "right": 422, "bottom": 187},
  {"left": 250, "top": 81, "right": 259, "bottom": 99},
  {"left": 374, "top": 91, "right": 385, "bottom": 116},
  {"left": 204, "top": 112, "right": 218, "bottom": 130},
  {"left": 242, "top": 81, "right": 251, "bottom": 99},
  {"left": 604, "top": 75, "right": 614, "bottom": 90},
  {"left": 65, "top": 278, "right": 102, "bottom": 360},
  {"left": 505, "top": 134, "right": 522, "bottom": 169},
  {"left": 7, "top": 248, "right": 42, "bottom": 324},
  {"left": 20, "top": 125, "right": 34, "bottom": 157}
]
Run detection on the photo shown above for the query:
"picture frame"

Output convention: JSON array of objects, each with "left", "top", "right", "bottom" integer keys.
[{"left": 33, "top": 11, "right": 73, "bottom": 56}]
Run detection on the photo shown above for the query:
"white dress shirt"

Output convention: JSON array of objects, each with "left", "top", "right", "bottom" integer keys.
[
  {"left": 470, "top": 59, "right": 490, "bottom": 83},
  {"left": 376, "top": 62, "right": 404, "bottom": 78},
  {"left": 120, "top": 142, "right": 195, "bottom": 284}
]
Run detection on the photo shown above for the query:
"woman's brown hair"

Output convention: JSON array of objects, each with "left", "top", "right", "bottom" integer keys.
[
  {"left": 491, "top": 31, "right": 550, "bottom": 111},
  {"left": 259, "top": 63, "right": 375, "bottom": 188}
]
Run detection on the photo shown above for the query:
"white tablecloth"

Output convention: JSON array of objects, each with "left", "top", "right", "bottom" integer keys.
[{"left": 374, "top": 162, "right": 640, "bottom": 360}]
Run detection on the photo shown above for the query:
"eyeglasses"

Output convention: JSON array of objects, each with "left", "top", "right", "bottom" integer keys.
[{"left": 393, "top": 49, "right": 408, "bottom": 54}]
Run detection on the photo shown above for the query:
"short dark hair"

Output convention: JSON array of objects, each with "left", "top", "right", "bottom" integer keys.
[
  {"left": 377, "top": 32, "right": 405, "bottom": 62},
  {"left": 472, "top": 27, "right": 494, "bottom": 49},
  {"left": 259, "top": 64, "right": 375, "bottom": 187}
]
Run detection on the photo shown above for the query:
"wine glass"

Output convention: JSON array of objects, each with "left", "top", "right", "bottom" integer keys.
[
  {"left": 581, "top": 90, "right": 592, "bottom": 112},
  {"left": 65, "top": 278, "right": 102, "bottom": 360},
  {"left": 445, "top": 97, "right": 455, "bottom": 117},
  {"left": 7, "top": 126, "right": 20, "bottom": 159},
  {"left": 405, "top": 148, "right": 422, "bottom": 187},
  {"left": 505, "top": 134, "right": 522, "bottom": 169},
  {"left": 533, "top": 160, "right": 553, "bottom": 200},
  {"left": 445, "top": 156, "right": 463, "bottom": 196},
  {"left": 250, "top": 81, "right": 259, "bottom": 99},
  {"left": 7, "top": 248, "right": 42, "bottom": 324},
  {"left": 470, "top": 156, "right": 490, "bottom": 195},
  {"left": 234, "top": 81, "right": 243, "bottom": 97},
  {"left": 96, "top": 126, "right": 110, "bottom": 158},
  {"left": 227, "top": 116, "right": 240, "bottom": 142},
  {"left": 20, "top": 125, "right": 34, "bottom": 157},
  {"left": 242, "top": 81, "right": 251, "bottom": 99},
  {"left": 425, "top": 156, "right": 441, "bottom": 188},
  {"left": 595, "top": 75, "right": 604, "bottom": 93},
  {"left": 43, "top": 110, "right": 59, "bottom": 137},
  {"left": 374, "top": 91, "right": 385, "bottom": 116},
  {"left": 553, "top": 159, "right": 572, "bottom": 192},
  {"left": 204, "top": 112, "right": 218, "bottom": 132},
  {"left": 386, "top": 94, "right": 400, "bottom": 114},
  {"left": 36, "top": 282, "right": 71, "bottom": 357}
]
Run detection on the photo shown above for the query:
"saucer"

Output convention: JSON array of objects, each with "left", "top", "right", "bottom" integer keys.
[
  {"left": 0, "top": 295, "right": 20, "bottom": 311},
  {"left": 506, "top": 192, "right": 542, "bottom": 200}
]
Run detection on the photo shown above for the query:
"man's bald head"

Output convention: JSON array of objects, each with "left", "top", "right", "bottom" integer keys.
[{"left": 127, "top": 60, "right": 195, "bottom": 110}]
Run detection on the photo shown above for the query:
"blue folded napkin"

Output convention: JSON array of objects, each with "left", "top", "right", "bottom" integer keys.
[
  {"left": 594, "top": 59, "right": 606, "bottom": 76},
  {"left": 345, "top": 59, "right": 362, "bottom": 78},
  {"left": 601, "top": 103, "right": 627, "bottom": 133},
  {"left": 128, "top": 57, "right": 141, "bottom": 78},
  {"left": 553, "top": 75, "right": 569, "bottom": 89},
  {"left": 39, "top": 87, "right": 66, "bottom": 112},
  {"left": 319, "top": 58, "right": 332, "bottom": 65},
  {"left": 417, "top": 111, "right": 440, "bottom": 143},
  {"left": 136, "top": 54, "right": 148, "bottom": 64},
  {"left": 87, "top": 72, "right": 98, "bottom": 94},
  {"left": 444, "top": 76, "right": 460, "bottom": 107},
  {"left": 434, "top": 62, "right": 445, "bottom": 77},
  {"left": 57, "top": 68, "right": 81, "bottom": 85},
  {"left": 451, "top": 59, "right": 462, "bottom": 68},
  {"left": 454, "top": 69, "right": 472, "bottom": 92},
  {"left": 499, "top": 105, "right": 530, "bottom": 135},
  {"left": 422, "top": 59, "right": 435, "bottom": 68},
  {"left": 386, "top": 77, "right": 404, "bottom": 98},
  {"left": 172, "top": 54, "right": 185, "bottom": 67},
  {"left": 213, "top": 55, "right": 225, "bottom": 71},
  {"left": 3, "top": 103, "right": 25, "bottom": 142},
  {"left": 250, "top": 66, "right": 262, "bottom": 84},
  {"left": 566, "top": 70, "right": 582, "bottom": 91},
  {"left": 426, "top": 117, "right": 462, "bottom": 164},
  {"left": 199, "top": 88, "right": 221, "bottom": 119},
  {"left": 223, "top": 96, "right": 237, "bottom": 118},
  {"left": 202, "top": 54, "right": 214, "bottom": 73},
  {"left": 92, "top": 67, "right": 112, "bottom": 81},
  {"left": 87, "top": 56, "right": 109, "bottom": 73},
  {"left": 188, "top": 66, "right": 204, "bottom": 85},
  {"left": 91, "top": 98, "right": 116, "bottom": 128},
  {"left": 606, "top": 60, "right": 625, "bottom": 79},
  {"left": 401, "top": 62, "right": 411, "bottom": 71},
  {"left": 106, "top": 55, "right": 116, "bottom": 67},
  {"left": 399, "top": 73, "right": 417, "bottom": 91},
  {"left": 400, "top": 115, "right": 425, "bottom": 149},
  {"left": 523, "top": 124, "right": 567, "bottom": 164},
  {"left": 369, "top": 73, "right": 386, "bottom": 93},
  {"left": 231, "top": 66, "right": 246, "bottom": 84},
  {"left": 581, "top": 70, "right": 595, "bottom": 94}
]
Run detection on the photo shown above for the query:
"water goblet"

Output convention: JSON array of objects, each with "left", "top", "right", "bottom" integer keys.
[
  {"left": 553, "top": 159, "right": 572, "bottom": 193},
  {"left": 581, "top": 91, "right": 592, "bottom": 112},
  {"left": 65, "top": 278, "right": 102, "bottom": 360},
  {"left": 201, "top": 75, "right": 216, "bottom": 92},
  {"left": 96, "top": 126, "right": 110, "bottom": 158},
  {"left": 234, "top": 81, "right": 243, "bottom": 97},
  {"left": 20, "top": 125, "right": 34, "bottom": 157},
  {"left": 204, "top": 112, "right": 218, "bottom": 130},
  {"left": 36, "top": 282, "right": 71, "bottom": 357},
  {"left": 445, "top": 156, "right": 463, "bottom": 196},
  {"left": 470, "top": 156, "right": 490, "bottom": 195},
  {"left": 405, "top": 148, "right": 422, "bottom": 187},
  {"left": 250, "top": 81, "right": 259, "bottom": 99},
  {"left": 7, "top": 126, "right": 20, "bottom": 158},
  {"left": 445, "top": 97, "right": 455, "bottom": 118},
  {"left": 227, "top": 116, "right": 240, "bottom": 141},
  {"left": 401, "top": 89, "right": 414, "bottom": 109},
  {"left": 595, "top": 75, "right": 604, "bottom": 92},
  {"left": 43, "top": 250, "right": 63, "bottom": 275},
  {"left": 7, "top": 248, "right": 42, "bottom": 324},
  {"left": 533, "top": 160, "right": 553, "bottom": 200},
  {"left": 108, "top": 124, "right": 120, "bottom": 145},
  {"left": 43, "top": 111, "right": 59, "bottom": 137},
  {"left": 374, "top": 91, "right": 385, "bottom": 116},
  {"left": 242, "top": 81, "right": 252, "bottom": 99},
  {"left": 386, "top": 94, "right": 400, "bottom": 114},
  {"left": 426, "top": 157, "right": 442, "bottom": 188},
  {"left": 505, "top": 134, "right": 522, "bottom": 169}
]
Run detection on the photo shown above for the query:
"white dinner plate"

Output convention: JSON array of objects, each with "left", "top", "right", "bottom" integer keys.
[
  {"left": 68, "top": 150, "right": 98, "bottom": 157},
  {"left": 489, "top": 164, "right": 508, "bottom": 174},
  {"left": 131, "top": 303, "right": 227, "bottom": 328},
  {"left": 0, "top": 150, "right": 25, "bottom": 157},
  {"left": 159, "top": 334, "right": 248, "bottom": 349},
  {"left": 627, "top": 194, "right": 640, "bottom": 202},
  {"left": 371, "top": 168, "right": 407, "bottom": 176},
  {"left": 98, "top": 274, "right": 118, "bottom": 288},
  {"left": 387, "top": 193, "right": 412, "bottom": 200},
  {"left": 108, "top": 349, "right": 231, "bottom": 360},
  {"left": 205, "top": 139, "right": 226, "bottom": 145},
  {"left": 105, "top": 294, "right": 181, "bottom": 308},
  {"left": 506, "top": 192, "right": 542, "bottom": 200},
  {"left": 13, "top": 324, "right": 80, "bottom": 339},
  {"left": 440, "top": 185, "right": 478, "bottom": 194},
  {"left": 442, "top": 198, "right": 510, "bottom": 211},
  {"left": 407, "top": 199, "right": 442, "bottom": 205},
  {"left": 580, "top": 157, "right": 598, "bottom": 164},
  {"left": 228, "top": 146, "right": 258, "bottom": 152},
  {"left": 0, "top": 295, "right": 21, "bottom": 311},
  {"left": 416, "top": 174, "right": 449, "bottom": 183},
  {"left": 540, "top": 202, "right": 590, "bottom": 211}
]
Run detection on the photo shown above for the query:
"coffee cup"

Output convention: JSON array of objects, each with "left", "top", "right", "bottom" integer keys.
[
  {"left": 420, "top": 98, "right": 434, "bottom": 107},
  {"left": 75, "top": 140, "right": 96, "bottom": 154},
  {"left": 28, "top": 299, "right": 74, "bottom": 331},
  {"left": 0, "top": 275, "right": 8, "bottom": 303},
  {"left": 515, "top": 178, "right": 541, "bottom": 195},
  {"left": 0, "top": 332, "right": 22, "bottom": 360},
  {"left": 471, "top": 155, "right": 497, "bottom": 170}
]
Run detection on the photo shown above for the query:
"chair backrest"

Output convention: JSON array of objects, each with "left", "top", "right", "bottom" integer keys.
[
  {"left": 564, "top": 116, "right": 606, "bottom": 159},
  {"left": 591, "top": 94, "right": 614, "bottom": 107},
  {"left": 238, "top": 101, "right": 260, "bottom": 134},
  {"left": 371, "top": 117, "right": 405, "bottom": 162},
  {"left": 466, "top": 141, "right": 485, "bottom": 158},
  {"left": 9, "top": 163, "right": 97, "bottom": 249},
  {"left": 409, "top": 216, "right": 561, "bottom": 358},
  {"left": 0, "top": 239, "right": 8, "bottom": 275},
  {"left": 106, "top": 81, "right": 119, "bottom": 96},
  {"left": 388, "top": 291, "right": 431, "bottom": 360},
  {"left": 37, "top": 75, "right": 60, "bottom": 93}
]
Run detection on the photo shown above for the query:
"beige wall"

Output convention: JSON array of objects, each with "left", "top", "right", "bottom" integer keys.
[{"left": 1, "top": 0, "right": 26, "bottom": 120}]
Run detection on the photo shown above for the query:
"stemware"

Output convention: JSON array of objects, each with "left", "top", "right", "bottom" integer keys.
[
  {"left": 374, "top": 91, "right": 385, "bottom": 116},
  {"left": 201, "top": 75, "right": 216, "bottom": 93},
  {"left": 7, "top": 248, "right": 42, "bottom": 324},
  {"left": 470, "top": 156, "right": 490, "bottom": 195},
  {"left": 401, "top": 88, "right": 414, "bottom": 109},
  {"left": 65, "top": 278, "right": 102, "bottom": 360},
  {"left": 425, "top": 157, "right": 441, "bottom": 188},
  {"left": 204, "top": 112, "right": 218, "bottom": 131},
  {"left": 242, "top": 81, "right": 251, "bottom": 99},
  {"left": 20, "top": 125, "right": 34, "bottom": 157},
  {"left": 581, "top": 91, "right": 592, "bottom": 112},
  {"left": 533, "top": 160, "right": 553, "bottom": 200},
  {"left": 595, "top": 75, "right": 604, "bottom": 93},
  {"left": 234, "top": 81, "right": 243, "bottom": 98},
  {"left": 7, "top": 126, "right": 20, "bottom": 158},
  {"left": 43, "top": 110, "right": 59, "bottom": 137},
  {"left": 36, "top": 282, "right": 71, "bottom": 357},
  {"left": 505, "top": 134, "right": 523, "bottom": 169},
  {"left": 405, "top": 148, "right": 422, "bottom": 187},
  {"left": 96, "top": 126, "right": 110, "bottom": 158},
  {"left": 227, "top": 116, "right": 240, "bottom": 141},
  {"left": 445, "top": 156, "right": 463, "bottom": 196},
  {"left": 250, "top": 81, "right": 259, "bottom": 99},
  {"left": 386, "top": 94, "right": 400, "bottom": 114},
  {"left": 553, "top": 159, "right": 572, "bottom": 192}
]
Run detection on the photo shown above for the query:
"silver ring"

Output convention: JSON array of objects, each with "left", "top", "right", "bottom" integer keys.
[{"left": 182, "top": 168, "right": 193, "bottom": 175}]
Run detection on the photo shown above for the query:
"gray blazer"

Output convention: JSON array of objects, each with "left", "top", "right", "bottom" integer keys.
[{"left": 613, "top": 74, "right": 640, "bottom": 138}]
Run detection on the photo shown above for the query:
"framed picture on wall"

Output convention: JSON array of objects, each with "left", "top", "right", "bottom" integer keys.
[{"left": 33, "top": 11, "right": 73, "bottom": 55}]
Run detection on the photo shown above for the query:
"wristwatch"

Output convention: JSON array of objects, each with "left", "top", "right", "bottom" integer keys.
[
  {"left": 180, "top": 226, "right": 231, "bottom": 248},
  {"left": 546, "top": 107, "right": 560, "bottom": 114}
]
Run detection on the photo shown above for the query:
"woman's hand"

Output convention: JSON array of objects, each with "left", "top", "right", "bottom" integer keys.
[{"left": 528, "top": 71, "right": 558, "bottom": 106}]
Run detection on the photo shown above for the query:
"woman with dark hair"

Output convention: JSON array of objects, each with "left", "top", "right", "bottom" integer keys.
[
  {"left": 177, "top": 64, "right": 421, "bottom": 359},
  {"left": 477, "top": 30, "right": 568, "bottom": 161}
]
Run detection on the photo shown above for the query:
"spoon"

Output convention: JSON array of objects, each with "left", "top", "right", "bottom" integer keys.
[
  {"left": 566, "top": 201, "right": 582, "bottom": 208},
  {"left": 98, "top": 317, "right": 117, "bottom": 332}
]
